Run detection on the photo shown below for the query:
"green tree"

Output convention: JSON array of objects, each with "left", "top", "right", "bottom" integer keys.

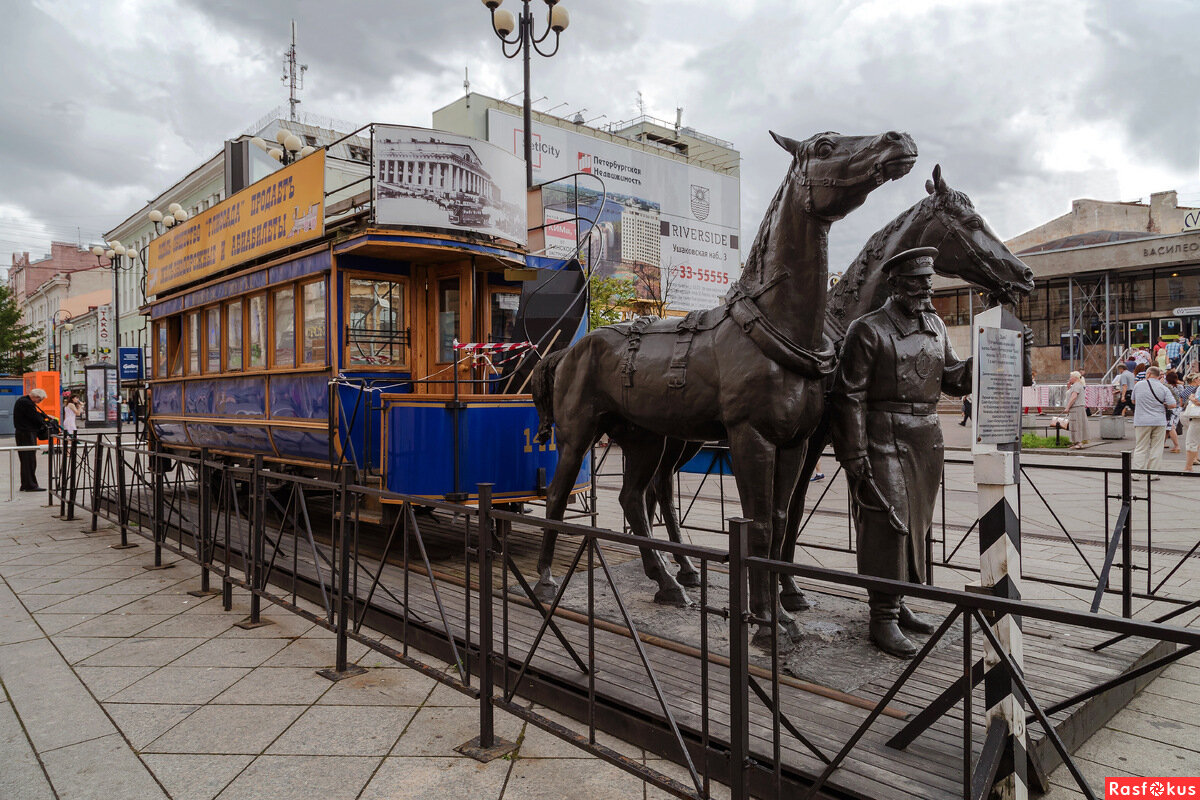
[
  {"left": 588, "top": 273, "right": 635, "bottom": 330},
  {"left": 0, "top": 283, "right": 43, "bottom": 375}
]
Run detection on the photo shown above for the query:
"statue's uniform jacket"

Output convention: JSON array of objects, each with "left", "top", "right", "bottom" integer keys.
[{"left": 831, "top": 296, "right": 972, "bottom": 584}]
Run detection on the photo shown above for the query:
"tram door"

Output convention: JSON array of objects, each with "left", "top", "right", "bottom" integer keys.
[
  {"left": 1159, "top": 317, "right": 1183, "bottom": 341},
  {"left": 415, "top": 264, "right": 472, "bottom": 394}
]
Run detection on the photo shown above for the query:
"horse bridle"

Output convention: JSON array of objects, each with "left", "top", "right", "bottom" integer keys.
[
  {"left": 930, "top": 203, "right": 1018, "bottom": 305},
  {"left": 794, "top": 138, "right": 892, "bottom": 221}
]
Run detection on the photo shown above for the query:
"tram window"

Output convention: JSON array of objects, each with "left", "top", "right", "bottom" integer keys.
[
  {"left": 187, "top": 312, "right": 201, "bottom": 375},
  {"left": 248, "top": 294, "right": 267, "bottom": 369},
  {"left": 489, "top": 290, "right": 520, "bottom": 342},
  {"left": 301, "top": 280, "right": 326, "bottom": 364},
  {"left": 348, "top": 277, "right": 407, "bottom": 366},
  {"left": 273, "top": 286, "right": 296, "bottom": 368},
  {"left": 438, "top": 279, "right": 460, "bottom": 363},
  {"left": 155, "top": 322, "right": 167, "bottom": 378},
  {"left": 226, "top": 301, "right": 243, "bottom": 371},
  {"left": 205, "top": 307, "right": 221, "bottom": 373}
]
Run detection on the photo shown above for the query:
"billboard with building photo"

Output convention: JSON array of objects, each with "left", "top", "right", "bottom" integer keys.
[
  {"left": 372, "top": 125, "right": 527, "bottom": 248},
  {"left": 486, "top": 109, "right": 741, "bottom": 311}
]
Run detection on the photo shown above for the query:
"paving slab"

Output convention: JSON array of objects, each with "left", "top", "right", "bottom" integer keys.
[
  {"left": 391, "top": 705, "right": 523, "bottom": 758},
  {"left": 266, "top": 704, "right": 415, "bottom": 755},
  {"left": 139, "top": 754, "right": 254, "bottom": 800},
  {"left": 0, "top": 697, "right": 55, "bottom": 800},
  {"left": 210, "top": 665, "right": 334, "bottom": 705},
  {"left": 358, "top": 755, "right": 511, "bottom": 800},
  {"left": 107, "top": 665, "right": 251, "bottom": 705},
  {"left": 168, "top": 636, "right": 289, "bottom": 668},
  {"left": 39, "top": 732, "right": 169, "bottom": 799},
  {"left": 214, "top": 754, "right": 381, "bottom": 800},
  {"left": 315, "top": 665, "right": 437, "bottom": 707},
  {"left": 103, "top": 702, "right": 202, "bottom": 750},
  {"left": 143, "top": 702, "right": 308, "bottom": 755},
  {"left": 505, "top": 757, "right": 649, "bottom": 800},
  {"left": 77, "top": 635, "right": 208, "bottom": 667}
]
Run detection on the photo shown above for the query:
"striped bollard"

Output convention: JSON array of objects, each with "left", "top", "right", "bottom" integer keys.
[{"left": 972, "top": 306, "right": 1028, "bottom": 800}]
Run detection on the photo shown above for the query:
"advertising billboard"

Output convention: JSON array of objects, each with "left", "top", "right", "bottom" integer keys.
[
  {"left": 486, "top": 109, "right": 741, "bottom": 311},
  {"left": 372, "top": 125, "right": 527, "bottom": 248},
  {"left": 96, "top": 304, "right": 113, "bottom": 362},
  {"left": 147, "top": 150, "right": 326, "bottom": 296}
]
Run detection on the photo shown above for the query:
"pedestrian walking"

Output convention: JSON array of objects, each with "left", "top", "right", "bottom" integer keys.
[
  {"left": 959, "top": 395, "right": 972, "bottom": 426},
  {"left": 1167, "top": 337, "right": 1184, "bottom": 370},
  {"left": 1111, "top": 363, "right": 1135, "bottom": 416},
  {"left": 1165, "top": 370, "right": 1184, "bottom": 453},
  {"left": 1131, "top": 366, "right": 1176, "bottom": 478},
  {"left": 1064, "top": 371, "right": 1088, "bottom": 449}
]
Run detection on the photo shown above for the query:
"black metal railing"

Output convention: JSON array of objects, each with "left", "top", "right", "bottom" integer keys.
[{"left": 46, "top": 434, "right": 1200, "bottom": 800}]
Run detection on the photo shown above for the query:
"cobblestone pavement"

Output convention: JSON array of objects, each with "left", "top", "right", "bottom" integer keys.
[{"left": 1, "top": 433, "right": 1198, "bottom": 799}]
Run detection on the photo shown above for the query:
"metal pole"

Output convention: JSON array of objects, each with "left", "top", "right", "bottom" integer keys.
[
  {"left": 190, "top": 447, "right": 218, "bottom": 596},
  {"left": 1068, "top": 278, "right": 1075, "bottom": 374},
  {"left": 458, "top": 483, "right": 516, "bottom": 761},
  {"left": 728, "top": 518, "right": 751, "bottom": 800},
  {"left": 1121, "top": 451, "right": 1133, "bottom": 619},
  {"left": 66, "top": 434, "right": 78, "bottom": 520},
  {"left": 522, "top": 1, "right": 533, "bottom": 187},
  {"left": 318, "top": 466, "right": 365, "bottom": 680},
  {"left": 114, "top": 258, "right": 122, "bottom": 438},
  {"left": 90, "top": 435, "right": 102, "bottom": 532}
]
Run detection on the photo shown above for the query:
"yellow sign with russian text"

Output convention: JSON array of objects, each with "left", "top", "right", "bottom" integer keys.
[{"left": 147, "top": 150, "right": 325, "bottom": 295}]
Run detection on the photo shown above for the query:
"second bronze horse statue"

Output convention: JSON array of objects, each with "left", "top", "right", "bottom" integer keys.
[{"left": 531, "top": 129, "right": 918, "bottom": 638}]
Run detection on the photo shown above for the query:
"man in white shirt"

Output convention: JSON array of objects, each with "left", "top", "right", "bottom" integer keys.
[{"left": 1131, "top": 366, "right": 1176, "bottom": 477}]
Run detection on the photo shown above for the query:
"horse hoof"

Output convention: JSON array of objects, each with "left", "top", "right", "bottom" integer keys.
[
  {"left": 654, "top": 585, "right": 692, "bottom": 607},
  {"left": 784, "top": 618, "right": 805, "bottom": 642},
  {"left": 677, "top": 569, "right": 702, "bottom": 588},
  {"left": 780, "top": 591, "right": 811, "bottom": 612},
  {"left": 752, "top": 624, "right": 793, "bottom": 652},
  {"left": 532, "top": 578, "right": 559, "bottom": 605}
]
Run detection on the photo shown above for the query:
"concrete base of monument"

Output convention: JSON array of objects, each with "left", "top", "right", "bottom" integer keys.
[{"left": 551, "top": 557, "right": 959, "bottom": 694}]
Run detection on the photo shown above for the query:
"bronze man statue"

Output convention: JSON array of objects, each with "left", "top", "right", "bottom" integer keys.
[{"left": 829, "top": 246, "right": 968, "bottom": 658}]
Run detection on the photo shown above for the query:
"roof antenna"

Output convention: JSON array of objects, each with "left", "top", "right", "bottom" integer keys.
[
  {"left": 675, "top": 106, "right": 683, "bottom": 131},
  {"left": 636, "top": 90, "right": 645, "bottom": 116},
  {"left": 464, "top": 67, "right": 471, "bottom": 107},
  {"left": 282, "top": 20, "right": 308, "bottom": 122}
]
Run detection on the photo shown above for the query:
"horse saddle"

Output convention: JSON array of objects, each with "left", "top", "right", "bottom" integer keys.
[{"left": 616, "top": 310, "right": 715, "bottom": 389}]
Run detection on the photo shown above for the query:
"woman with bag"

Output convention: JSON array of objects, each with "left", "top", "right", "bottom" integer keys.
[
  {"left": 1165, "top": 370, "right": 1184, "bottom": 453},
  {"left": 1064, "top": 371, "right": 1088, "bottom": 449},
  {"left": 1182, "top": 373, "right": 1200, "bottom": 471}
]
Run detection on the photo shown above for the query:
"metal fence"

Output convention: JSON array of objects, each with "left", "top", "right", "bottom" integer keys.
[{"left": 44, "top": 434, "right": 1200, "bottom": 800}]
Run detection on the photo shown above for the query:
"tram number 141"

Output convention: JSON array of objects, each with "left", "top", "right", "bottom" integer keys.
[{"left": 523, "top": 428, "right": 557, "bottom": 453}]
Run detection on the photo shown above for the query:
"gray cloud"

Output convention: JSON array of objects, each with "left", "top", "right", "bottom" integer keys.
[{"left": 1, "top": 0, "right": 1196, "bottom": 279}]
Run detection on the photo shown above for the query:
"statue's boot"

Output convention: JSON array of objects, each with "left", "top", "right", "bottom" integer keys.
[
  {"left": 898, "top": 600, "right": 936, "bottom": 634},
  {"left": 869, "top": 592, "right": 917, "bottom": 658}
]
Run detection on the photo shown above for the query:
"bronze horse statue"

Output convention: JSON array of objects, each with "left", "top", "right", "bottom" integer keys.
[
  {"left": 612, "top": 165, "right": 1036, "bottom": 610},
  {"left": 531, "top": 129, "right": 918, "bottom": 635}
]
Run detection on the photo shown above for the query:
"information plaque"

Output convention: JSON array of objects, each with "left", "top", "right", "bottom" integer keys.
[{"left": 975, "top": 325, "right": 1023, "bottom": 444}]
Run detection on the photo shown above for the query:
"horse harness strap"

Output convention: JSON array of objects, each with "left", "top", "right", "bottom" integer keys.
[
  {"left": 620, "top": 315, "right": 657, "bottom": 387},
  {"left": 727, "top": 295, "right": 838, "bottom": 378},
  {"left": 667, "top": 312, "right": 704, "bottom": 389}
]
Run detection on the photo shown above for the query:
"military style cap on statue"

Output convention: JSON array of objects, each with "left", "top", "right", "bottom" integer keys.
[{"left": 881, "top": 246, "right": 938, "bottom": 277}]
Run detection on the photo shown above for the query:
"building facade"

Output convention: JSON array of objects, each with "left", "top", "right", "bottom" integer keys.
[{"left": 933, "top": 191, "right": 1200, "bottom": 382}]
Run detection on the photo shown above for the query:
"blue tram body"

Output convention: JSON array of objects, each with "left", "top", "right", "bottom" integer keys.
[{"left": 146, "top": 136, "right": 589, "bottom": 504}]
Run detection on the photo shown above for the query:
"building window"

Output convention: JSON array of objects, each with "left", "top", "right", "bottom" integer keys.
[
  {"left": 437, "top": 279, "right": 460, "bottom": 363},
  {"left": 205, "top": 307, "right": 221, "bottom": 373},
  {"left": 301, "top": 281, "right": 326, "bottom": 364},
  {"left": 226, "top": 301, "right": 243, "bottom": 371},
  {"left": 348, "top": 144, "right": 370, "bottom": 163},
  {"left": 347, "top": 277, "right": 407, "bottom": 366},
  {"left": 248, "top": 294, "right": 267, "bottom": 369},
  {"left": 273, "top": 286, "right": 295, "bottom": 368},
  {"left": 187, "top": 312, "right": 201, "bottom": 375},
  {"left": 490, "top": 289, "right": 520, "bottom": 343},
  {"left": 156, "top": 322, "right": 167, "bottom": 378},
  {"left": 304, "top": 134, "right": 317, "bottom": 147}
]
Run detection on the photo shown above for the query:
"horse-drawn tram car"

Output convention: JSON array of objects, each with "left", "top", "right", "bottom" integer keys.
[{"left": 144, "top": 125, "right": 589, "bottom": 508}]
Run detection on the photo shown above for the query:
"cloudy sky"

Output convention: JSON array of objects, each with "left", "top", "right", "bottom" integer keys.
[{"left": 2, "top": 0, "right": 1198, "bottom": 276}]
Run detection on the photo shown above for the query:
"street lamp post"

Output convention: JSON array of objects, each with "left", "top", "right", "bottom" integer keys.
[
  {"left": 91, "top": 242, "right": 141, "bottom": 436},
  {"left": 51, "top": 310, "right": 73, "bottom": 397},
  {"left": 483, "top": 0, "right": 571, "bottom": 187},
  {"left": 250, "top": 128, "right": 315, "bottom": 167}
]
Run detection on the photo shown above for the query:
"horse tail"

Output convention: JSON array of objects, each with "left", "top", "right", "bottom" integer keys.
[{"left": 531, "top": 349, "right": 567, "bottom": 444}]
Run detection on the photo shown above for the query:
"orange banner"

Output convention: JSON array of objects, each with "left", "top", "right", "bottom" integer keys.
[{"left": 147, "top": 150, "right": 325, "bottom": 295}]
